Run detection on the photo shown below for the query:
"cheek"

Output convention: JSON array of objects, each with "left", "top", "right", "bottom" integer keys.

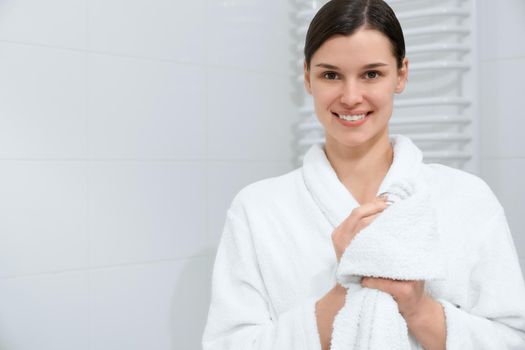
[
  {"left": 312, "top": 84, "right": 340, "bottom": 107},
  {"left": 368, "top": 84, "right": 396, "bottom": 106}
]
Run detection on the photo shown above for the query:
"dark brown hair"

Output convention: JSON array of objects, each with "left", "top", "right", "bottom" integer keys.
[{"left": 304, "top": 0, "right": 405, "bottom": 70}]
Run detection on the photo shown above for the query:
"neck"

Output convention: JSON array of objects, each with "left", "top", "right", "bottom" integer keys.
[{"left": 323, "top": 130, "right": 393, "bottom": 203}]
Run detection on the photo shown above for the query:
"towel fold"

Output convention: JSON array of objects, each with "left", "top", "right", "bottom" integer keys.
[{"left": 331, "top": 178, "right": 444, "bottom": 350}]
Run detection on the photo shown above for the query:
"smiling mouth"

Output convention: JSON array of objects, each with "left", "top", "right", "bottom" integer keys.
[{"left": 332, "top": 112, "right": 371, "bottom": 121}]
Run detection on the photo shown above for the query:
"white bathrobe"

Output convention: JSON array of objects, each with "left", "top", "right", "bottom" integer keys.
[{"left": 202, "top": 134, "right": 525, "bottom": 350}]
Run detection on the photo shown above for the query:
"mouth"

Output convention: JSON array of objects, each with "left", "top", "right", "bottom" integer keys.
[{"left": 332, "top": 111, "right": 371, "bottom": 122}]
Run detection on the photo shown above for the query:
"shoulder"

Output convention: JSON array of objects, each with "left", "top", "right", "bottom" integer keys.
[
  {"left": 228, "top": 167, "right": 304, "bottom": 217},
  {"left": 422, "top": 162, "right": 503, "bottom": 218},
  {"left": 424, "top": 163, "right": 491, "bottom": 191}
]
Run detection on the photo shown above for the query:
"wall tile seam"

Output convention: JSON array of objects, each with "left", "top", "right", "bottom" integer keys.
[
  {"left": 0, "top": 39, "right": 294, "bottom": 77},
  {"left": 0, "top": 254, "right": 214, "bottom": 281},
  {"left": 206, "top": 63, "right": 293, "bottom": 77},
  {"left": 479, "top": 56, "right": 525, "bottom": 64},
  {"left": 0, "top": 39, "right": 205, "bottom": 68},
  {"left": 0, "top": 158, "right": 209, "bottom": 163},
  {"left": 205, "top": 59, "right": 210, "bottom": 248},
  {"left": 84, "top": 0, "right": 92, "bottom": 344},
  {"left": 0, "top": 39, "right": 87, "bottom": 54},
  {"left": 480, "top": 156, "right": 525, "bottom": 161},
  {"left": 85, "top": 0, "right": 94, "bottom": 344},
  {"left": 207, "top": 159, "right": 295, "bottom": 165},
  {"left": 0, "top": 158, "right": 298, "bottom": 164},
  {"left": 206, "top": 157, "right": 299, "bottom": 163}
]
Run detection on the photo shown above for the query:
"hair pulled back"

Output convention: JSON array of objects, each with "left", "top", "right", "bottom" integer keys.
[{"left": 304, "top": 0, "right": 405, "bottom": 70}]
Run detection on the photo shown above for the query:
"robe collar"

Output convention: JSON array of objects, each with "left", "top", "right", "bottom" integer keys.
[{"left": 301, "top": 134, "right": 424, "bottom": 228}]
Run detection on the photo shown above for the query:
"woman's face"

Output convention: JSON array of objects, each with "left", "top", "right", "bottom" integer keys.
[{"left": 304, "top": 28, "right": 408, "bottom": 151}]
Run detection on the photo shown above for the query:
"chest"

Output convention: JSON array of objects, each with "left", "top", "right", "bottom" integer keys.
[
  {"left": 250, "top": 208, "right": 336, "bottom": 315},
  {"left": 250, "top": 194, "right": 478, "bottom": 316}
]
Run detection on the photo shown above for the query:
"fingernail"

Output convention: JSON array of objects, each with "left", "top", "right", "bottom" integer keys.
[
  {"left": 378, "top": 193, "right": 393, "bottom": 207},
  {"left": 378, "top": 192, "right": 389, "bottom": 200}
]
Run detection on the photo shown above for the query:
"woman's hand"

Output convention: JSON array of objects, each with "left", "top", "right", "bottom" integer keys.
[
  {"left": 361, "top": 277, "right": 446, "bottom": 350},
  {"left": 361, "top": 277, "right": 429, "bottom": 320},
  {"left": 332, "top": 196, "right": 389, "bottom": 262}
]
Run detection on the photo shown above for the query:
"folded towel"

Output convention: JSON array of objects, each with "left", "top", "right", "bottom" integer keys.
[{"left": 330, "top": 178, "right": 444, "bottom": 350}]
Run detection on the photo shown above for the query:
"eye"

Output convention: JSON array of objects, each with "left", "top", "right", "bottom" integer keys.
[
  {"left": 364, "top": 71, "right": 380, "bottom": 79},
  {"left": 322, "top": 71, "right": 339, "bottom": 80}
]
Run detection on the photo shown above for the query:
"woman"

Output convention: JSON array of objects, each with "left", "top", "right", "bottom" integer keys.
[{"left": 202, "top": 0, "right": 525, "bottom": 349}]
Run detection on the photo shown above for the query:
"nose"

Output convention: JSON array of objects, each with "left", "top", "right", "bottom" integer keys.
[{"left": 340, "top": 79, "right": 364, "bottom": 106}]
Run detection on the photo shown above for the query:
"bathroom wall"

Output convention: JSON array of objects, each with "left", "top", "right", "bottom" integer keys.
[
  {"left": 0, "top": 0, "right": 297, "bottom": 349},
  {"left": 476, "top": 0, "right": 525, "bottom": 273},
  {"left": 1, "top": 1, "right": 524, "bottom": 349}
]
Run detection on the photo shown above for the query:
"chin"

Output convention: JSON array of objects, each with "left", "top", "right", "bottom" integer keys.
[{"left": 329, "top": 130, "right": 389, "bottom": 150}]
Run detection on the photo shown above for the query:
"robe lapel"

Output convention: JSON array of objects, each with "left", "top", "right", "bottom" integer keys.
[{"left": 301, "top": 134, "right": 424, "bottom": 229}]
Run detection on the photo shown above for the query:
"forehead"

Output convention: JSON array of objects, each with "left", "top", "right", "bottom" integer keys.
[{"left": 311, "top": 29, "right": 396, "bottom": 67}]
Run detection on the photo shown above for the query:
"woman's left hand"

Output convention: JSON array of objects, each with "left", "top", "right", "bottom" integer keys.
[
  {"left": 361, "top": 277, "right": 430, "bottom": 321},
  {"left": 361, "top": 277, "right": 446, "bottom": 350}
]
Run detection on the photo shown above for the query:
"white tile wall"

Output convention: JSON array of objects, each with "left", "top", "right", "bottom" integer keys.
[
  {"left": 88, "top": 0, "right": 207, "bottom": 63},
  {"left": 0, "top": 161, "right": 89, "bottom": 277},
  {"left": 89, "top": 256, "right": 213, "bottom": 350},
  {"left": 0, "top": 0, "right": 295, "bottom": 348},
  {"left": 0, "top": 0, "right": 87, "bottom": 49},
  {"left": 207, "top": 0, "right": 290, "bottom": 73},
  {"left": 208, "top": 67, "right": 297, "bottom": 161},
  {"left": 87, "top": 54, "right": 207, "bottom": 160},
  {"left": 0, "top": 43, "right": 87, "bottom": 159},
  {"left": 2, "top": 0, "right": 523, "bottom": 347},
  {"left": 477, "top": 0, "right": 525, "bottom": 61},
  {"left": 88, "top": 161, "right": 208, "bottom": 267},
  {"left": 0, "top": 272, "right": 90, "bottom": 350},
  {"left": 479, "top": 59, "right": 525, "bottom": 159}
]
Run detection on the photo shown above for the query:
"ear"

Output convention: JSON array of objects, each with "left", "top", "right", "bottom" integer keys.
[
  {"left": 395, "top": 58, "right": 409, "bottom": 94},
  {"left": 304, "top": 61, "right": 312, "bottom": 95}
]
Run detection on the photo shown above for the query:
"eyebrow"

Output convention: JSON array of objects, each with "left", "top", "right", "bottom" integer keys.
[{"left": 314, "top": 62, "right": 389, "bottom": 70}]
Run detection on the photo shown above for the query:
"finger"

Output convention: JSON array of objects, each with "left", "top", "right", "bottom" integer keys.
[
  {"left": 361, "top": 277, "right": 397, "bottom": 295},
  {"left": 342, "top": 200, "right": 388, "bottom": 232},
  {"left": 363, "top": 278, "right": 423, "bottom": 299},
  {"left": 353, "top": 199, "right": 389, "bottom": 218},
  {"left": 377, "top": 193, "right": 390, "bottom": 202},
  {"left": 355, "top": 214, "right": 379, "bottom": 232}
]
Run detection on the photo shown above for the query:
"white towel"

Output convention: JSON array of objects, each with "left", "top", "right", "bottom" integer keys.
[{"left": 330, "top": 178, "right": 444, "bottom": 350}]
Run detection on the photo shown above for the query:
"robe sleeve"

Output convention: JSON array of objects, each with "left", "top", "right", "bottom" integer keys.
[
  {"left": 437, "top": 208, "right": 525, "bottom": 349},
  {"left": 202, "top": 209, "right": 322, "bottom": 350}
]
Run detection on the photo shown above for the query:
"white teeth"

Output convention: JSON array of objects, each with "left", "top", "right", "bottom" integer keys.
[{"left": 338, "top": 113, "right": 366, "bottom": 121}]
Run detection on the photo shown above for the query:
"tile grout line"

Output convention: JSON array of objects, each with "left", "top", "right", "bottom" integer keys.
[
  {"left": 479, "top": 56, "right": 525, "bottom": 64},
  {"left": 480, "top": 156, "right": 525, "bottom": 161},
  {"left": 205, "top": 22, "right": 211, "bottom": 251},
  {"left": 0, "top": 39, "right": 292, "bottom": 77},
  {"left": 85, "top": 1, "right": 92, "bottom": 348},
  {"left": 0, "top": 158, "right": 297, "bottom": 163},
  {"left": 0, "top": 253, "right": 215, "bottom": 281}
]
